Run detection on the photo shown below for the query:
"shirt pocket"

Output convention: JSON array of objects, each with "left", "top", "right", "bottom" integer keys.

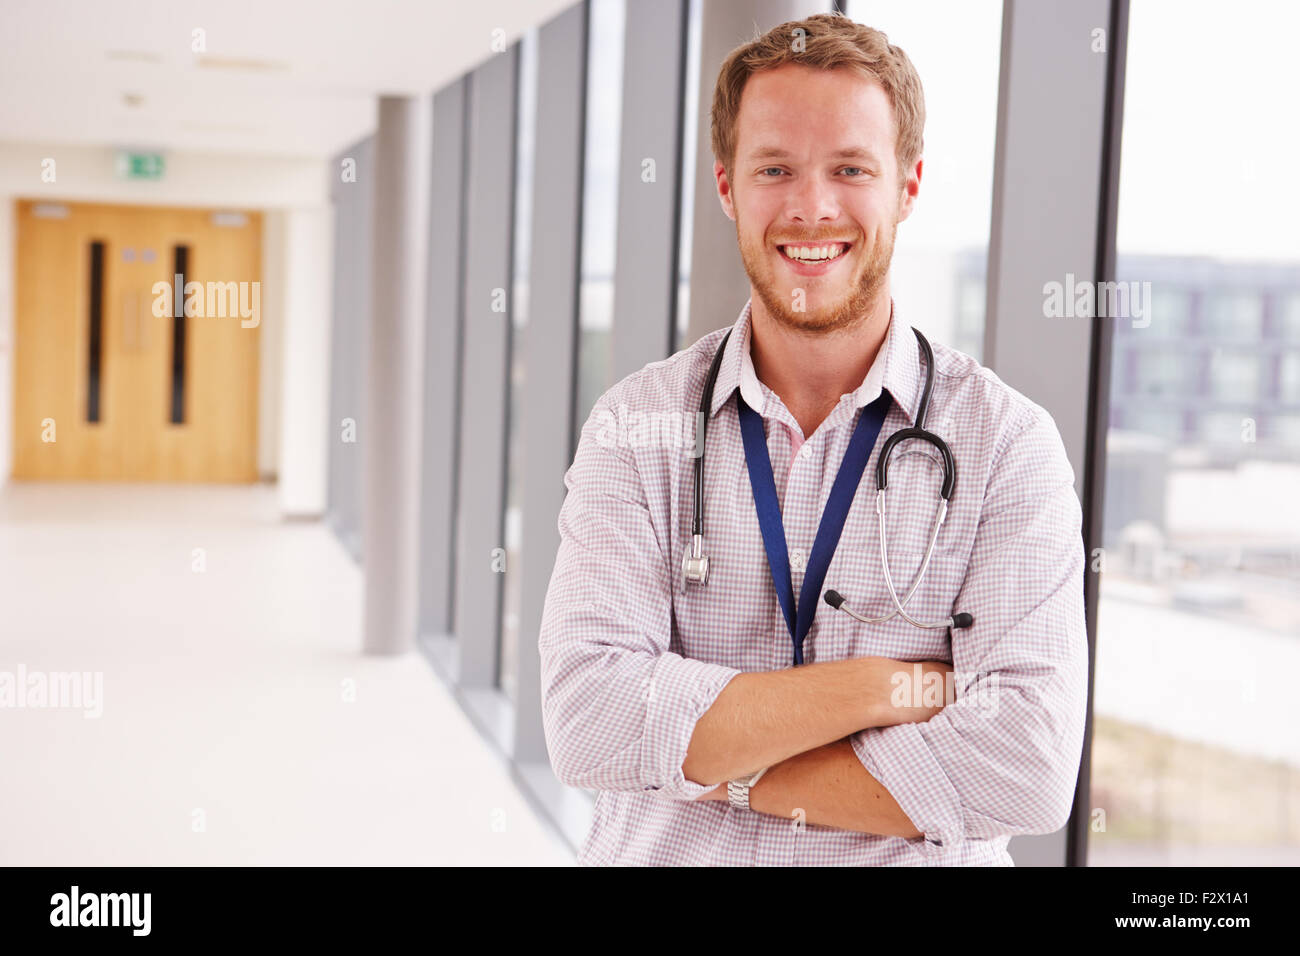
[{"left": 809, "top": 543, "right": 964, "bottom": 665}]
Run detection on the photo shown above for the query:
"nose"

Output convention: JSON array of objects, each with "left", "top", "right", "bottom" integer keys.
[{"left": 784, "top": 170, "right": 841, "bottom": 229}]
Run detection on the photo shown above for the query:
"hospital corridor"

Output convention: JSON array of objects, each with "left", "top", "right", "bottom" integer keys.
[{"left": 0, "top": 0, "right": 1297, "bottom": 889}]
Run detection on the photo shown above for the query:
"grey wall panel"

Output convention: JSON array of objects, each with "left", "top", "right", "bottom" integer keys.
[
  {"left": 609, "top": 0, "right": 689, "bottom": 379},
  {"left": 512, "top": 4, "right": 588, "bottom": 762},
  {"left": 420, "top": 79, "right": 470, "bottom": 639},
  {"left": 684, "top": 0, "right": 817, "bottom": 347},
  {"left": 327, "top": 135, "right": 375, "bottom": 561},
  {"left": 453, "top": 50, "right": 520, "bottom": 687},
  {"left": 986, "top": 0, "right": 1109, "bottom": 492}
]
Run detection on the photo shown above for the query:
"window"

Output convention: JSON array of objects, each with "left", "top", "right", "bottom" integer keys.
[
  {"left": 1123, "top": 404, "right": 1184, "bottom": 444},
  {"left": 845, "top": 0, "right": 1003, "bottom": 361},
  {"left": 1279, "top": 352, "right": 1300, "bottom": 402},
  {"left": 1150, "top": 286, "right": 1193, "bottom": 337},
  {"left": 1280, "top": 294, "right": 1300, "bottom": 341},
  {"left": 674, "top": 0, "right": 702, "bottom": 353},
  {"left": 1206, "top": 349, "right": 1260, "bottom": 403},
  {"left": 1271, "top": 413, "right": 1300, "bottom": 446},
  {"left": 1131, "top": 350, "right": 1190, "bottom": 400},
  {"left": 1203, "top": 291, "right": 1264, "bottom": 340},
  {"left": 170, "top": 245, "right": 189, "bottom": 424},
  {"left": 573, "top": 0, "right": 627, "bottom": 455},
  {"left": 86, "top": 241, "right": 105, "bottom": 423},
  {"left": 1091, "top": 0, "right": 1300, "bottom": 866},
  {"left": 500, "top": 27, "right": 540, "bottom": 705}
]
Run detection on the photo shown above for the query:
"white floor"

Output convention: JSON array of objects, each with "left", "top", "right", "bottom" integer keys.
[{"left": 0, "top": 482, "right": 574, "bottom": 866}]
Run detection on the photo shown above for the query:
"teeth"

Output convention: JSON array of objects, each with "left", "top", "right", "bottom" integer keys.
[{"left": 781, "top": 243, "right": 847, "bottom": 261}]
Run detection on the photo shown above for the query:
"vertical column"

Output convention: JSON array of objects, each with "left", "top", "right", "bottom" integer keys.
[
  {"left": 327, "top": 135, "right": 376, "bottom": 560},
  {"left": 364, "top": 96, "right": 431, "bottom": 655},
  {"left": 683, "top": 0, "right": 816, "bottom": 348}
]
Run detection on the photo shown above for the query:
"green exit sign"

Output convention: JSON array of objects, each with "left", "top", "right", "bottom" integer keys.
[{"left": 116, "top": 151, "right": 165, "bottom": 180}]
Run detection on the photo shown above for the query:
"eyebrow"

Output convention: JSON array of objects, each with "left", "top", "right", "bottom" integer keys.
[{"left": 746, "top": 145, "right": 882, "bottom": 164}]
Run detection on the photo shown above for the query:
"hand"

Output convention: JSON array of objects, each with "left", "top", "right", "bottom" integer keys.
[{"left": 703, "top": 782, "right": 729, "bottom": 802}]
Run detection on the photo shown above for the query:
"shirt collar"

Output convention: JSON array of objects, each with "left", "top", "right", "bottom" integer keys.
[{"left": 707, "top": 297, "right": 924, "bottom": 427}]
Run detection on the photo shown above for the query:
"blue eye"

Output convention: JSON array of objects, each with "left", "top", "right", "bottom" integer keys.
[
  {"left": 759, "top": 167, "right": 785, "bottom": 177},
  {"left": 841, "top": 167, "right": 866, "bottom": 177}
]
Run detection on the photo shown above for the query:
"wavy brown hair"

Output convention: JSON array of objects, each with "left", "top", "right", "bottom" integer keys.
[{"left": 710, "top": 11, "right": 925, "bottom": 185}]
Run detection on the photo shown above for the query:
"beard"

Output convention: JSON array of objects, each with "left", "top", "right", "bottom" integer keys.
[{"left": 736, "top": 208, "right": 897, "bottom": 338}]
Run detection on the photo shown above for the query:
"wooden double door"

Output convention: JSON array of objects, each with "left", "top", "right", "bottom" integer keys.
[{"left": 13, "top": 200, "right": 261, "bottom": 481}]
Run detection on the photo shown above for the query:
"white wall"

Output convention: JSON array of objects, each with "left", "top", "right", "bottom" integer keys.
[
  {"left": 277, "top": 206, "right": 335, "bottom": 516},
  {"left": 0, "top": 142, "right": 329, "bottom": 207},
  {"left": 0, "top": 192, "right": 13, "bottom": 483},
  {"left": 0, "top": 141, "right": 335, "bottom": 513},
  {"left": 260, "top": 210, "right": 287, "bottom": 480}
]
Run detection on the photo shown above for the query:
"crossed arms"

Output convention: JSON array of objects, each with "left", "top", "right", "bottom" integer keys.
[
  {"left": 540, "top": 395, "right": 1090, "bottom": 851},
  {"left": 681, "top": 656, "right": 954, "bottom": 837}
]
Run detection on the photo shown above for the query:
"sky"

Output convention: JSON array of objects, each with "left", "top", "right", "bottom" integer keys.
[{"left": 1116, "top": 0, "right": 1300, "bottom": 261}]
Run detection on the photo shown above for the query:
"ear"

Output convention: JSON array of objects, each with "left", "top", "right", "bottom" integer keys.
[
  {"left": 897, "top": 156, "right": 922, "bottom": 223},
  {"left": 714, "top": 159, "right": 736, "bottom": 221}
]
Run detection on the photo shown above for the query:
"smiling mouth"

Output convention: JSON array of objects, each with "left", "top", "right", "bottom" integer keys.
[{"left": 776, "top": 241, "right": 852, "bottom": 264}]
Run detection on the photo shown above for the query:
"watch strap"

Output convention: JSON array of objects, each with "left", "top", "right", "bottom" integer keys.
[{"left": 726, "top": 766, "right": 768, "bottom": 810}]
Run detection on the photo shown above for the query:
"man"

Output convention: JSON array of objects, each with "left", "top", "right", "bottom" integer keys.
[{"left": 539, "top": 12, "right": 1088, "bottom": 865}]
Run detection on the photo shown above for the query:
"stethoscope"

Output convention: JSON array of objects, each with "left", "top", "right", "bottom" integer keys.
[{"left": 682, "top": 324, "right": 974, "bottom": 632}]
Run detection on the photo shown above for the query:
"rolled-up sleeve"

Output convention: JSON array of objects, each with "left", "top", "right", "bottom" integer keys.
[
  {"left": 540, "top": 393, "right": 741, "bottom": 800},
  {"left": 850, "top": 406, "right": 1089, "bottom": 855}
]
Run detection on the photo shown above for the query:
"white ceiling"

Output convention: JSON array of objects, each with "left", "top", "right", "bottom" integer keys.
[{"left": 0, "top": 0, "right": 575, "bottom": 158}]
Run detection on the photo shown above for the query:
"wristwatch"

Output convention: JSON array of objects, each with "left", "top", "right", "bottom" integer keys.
[{"left": 727, "top": 767, "right": 768, "bottom": 810}]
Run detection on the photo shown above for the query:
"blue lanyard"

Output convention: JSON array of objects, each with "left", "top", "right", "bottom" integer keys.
[{"left": 737, "top": 391, "right": 893, "bottom": 666}]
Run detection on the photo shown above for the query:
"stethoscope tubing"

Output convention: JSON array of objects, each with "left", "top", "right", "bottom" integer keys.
[{"left": 683, "top": 323, "right": 972, "bottom": 631}]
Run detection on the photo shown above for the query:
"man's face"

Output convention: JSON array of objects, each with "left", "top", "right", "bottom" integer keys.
[{"left": 715, "top": 63, "right": 921, "bottom": 335}]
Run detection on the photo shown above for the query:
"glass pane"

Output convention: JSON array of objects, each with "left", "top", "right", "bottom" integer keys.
[
  {"left": 674, "top": 0, "right": 702, "bottom": 353},
  {"left": 170, "top": 245, "right": 188, "bottom": 424},
  {"left": 573, "top": 0, "right": 626, "bottom": 457},
  {"left": 86, "top": 241, "right": 104, "bottom": 423},
  {"left": 1092, "top": 0, "right": 1300, "bottom": 866},
  {"left": 845, "top": 0, "right": 1004, "bottom": 361},
  {"left": 501, "top": 27, "right": 539, "bottom": 705}
]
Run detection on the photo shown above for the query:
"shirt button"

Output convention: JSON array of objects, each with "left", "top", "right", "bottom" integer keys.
[
  {"left": 798, "top": 444, "right": 812, "bottom": 460},
  {"left": 790, "top": 548, "right": 806, "bottom": 571}
]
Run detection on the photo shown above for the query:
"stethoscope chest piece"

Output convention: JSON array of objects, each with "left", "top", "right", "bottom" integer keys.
[{"left": 681, "top": 533, "right": 709, "bottom": 591}]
